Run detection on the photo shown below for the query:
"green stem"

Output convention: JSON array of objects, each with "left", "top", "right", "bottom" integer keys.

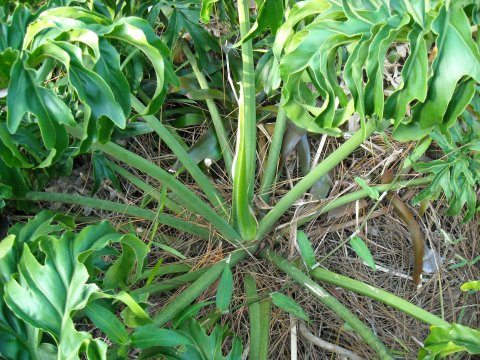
[
  {"left": 245, "top": 274, "right": 261, "bottom": 359},
  {"left": 109, "top": 162, "right": 184, "bottom": 214},
  {"left": 131, "top": 96, "right": 229, "bottom": 218},
  {"left": 22, "top": 191, "right": 210, "bottom": 240},
  {"left": 258, "top": 297, "right": 271, "bottom": 360},
  {"left": 180, "top": 40, "right": 233, "bottom": 178},
  {"left": 67, "top": 126, "right": 240, "bottom": 242},
  {"left": 139, "top": 263, "right": 191, "bottom": 281},
  {"left": 297, "top": 176, "right": 434, "bottom": 227},
  {"left": 309, "top": 268, "right": 449, "bottom": 327},
  {"left": 257, "top": 121, "right": 377, "bottom": 239},
  {"left": 260, "top": 249, "right": 394, "bottom": 360},
  {"left": 259, "top": 108, "right": 287, "bottom": 204},
  {"left": 232, "top": 0, "right": 257, "bottom": 240},
  {"left": 152, "top": 246, "right": 254, "bottom": 326},
  {"left": 133, "top": 267, "right": 210, "bottom": 296}
]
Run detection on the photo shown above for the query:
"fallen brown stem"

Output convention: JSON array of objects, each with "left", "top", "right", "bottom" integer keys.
[
  {"left": 382, "top": 170, "right": 424, "bottom": 287},
  {"left": 298, "top": 321, "right": 363, "bottom": 360}
]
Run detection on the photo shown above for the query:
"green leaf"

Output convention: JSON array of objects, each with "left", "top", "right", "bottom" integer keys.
[
  {"left": 0, "top": 5, "right": 33, "bottom": 51},
  {"left": 103, "top": 234, "right": 149, "bottom": 289},
  {"left": 131, "top": 326, "right": 193, "bottom": 349},
  {"left": 163, "top": 6, "right": 219, "bottom": 67},
  {"left": 296, "top": 230, "right": 317, "bottom": 270},
  {"left": 200, "top": 0, "right": 218, "bottom": 23},
  {"left": 157, "top": 319, "right": 243, "bottom": 360},
  {"left": 241, "top": 0, "right": 284, "bottom": 43},
  {"left": 4, "top": 236, "right": 106, "bottom": 359},
  {"left": 354, "top": 177, "right": 380, "bottom": 200},
  {"left": 387, "top": 25, "right": 428, "bottom": 132},
  {"left": 419, "top": 324, "right": 480, "bottom": 359},
  {"left": 11, "top": 210, "right": 75, "bottom": 246},
  {"left": 0, "top": 48, "right": 18, "bottom": 88},
  {"left": 85, "top": 300, "right": 129, "bottom": 345},
  {"left": 7, "top": 58, "right": 73, "bottom": 151},
  {"left": 172, "top": 301, "right": 215, "bottom": 328},
  {"left": 106, "top": 17, "right": 178, "bottom": 115},
  {"left": 460, "top": 280, "right": 480, "bottom": 292},
  {"left": 0, "top": 234, "right": 35, "bottom": 360},
  {"left": 92, "top": 151, "right": 122, "bottom": 195},
  {"left": 412, "top": 6, "right": 480, "bottom": 133},
  {"left": 94, "top": 38, "right": 131, "bottom": 117},
  {"left": 349, "top": 235, "right": 376, "bottom": 271},
  {"left": 216, "top": 264, "right": 234, "bottom": 313},
  {"left": 153, "top": 241, "right": 187, "bottom": 260},
  {"left": 270, "top": 292, "right": 309, "bottom": 322},
  {"left": 53, "top": 41, "right": 126, "bottom": 129}
]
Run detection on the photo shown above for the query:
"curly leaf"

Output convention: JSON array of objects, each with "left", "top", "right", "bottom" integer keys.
[
  {"left": 396, "top": 5, "right": 480, "bottom": 139},
  {"left": 419, "top": 324, "right": 480, "bottom": 359},
  {"left": 7, "top": 58, "right": 73, "bottom": 150},
  {"left": 106, "top": 17, "right": 177, "bottom": 115},
  {"left": 241, "top": 0, "right": 284, "bottom": 43},
  {"left": 4, "top": 237, "right": 106, "bottom": 359}
]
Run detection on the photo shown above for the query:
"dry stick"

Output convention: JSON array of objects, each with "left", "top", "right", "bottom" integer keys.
[
  {"left": 382, "top": 170, "right": 424, "bottom": 287},
  {"left": 306, "top": 207, "right": 388, "bottom": 238},
  {"left": 290, "top": 316, "right": 298, "bottom": 360},
  {"left": 298, "top": 321, "right": 363, "bottom": 360}
]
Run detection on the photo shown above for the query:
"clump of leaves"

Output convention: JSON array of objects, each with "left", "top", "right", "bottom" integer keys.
[
  {"left": 0, "top": 2, "right": 177, "bottom": 203},
  {"left": 419, "top": 324, "right": 480, "bottom": 359},
  {"left": 413, "top": 109, "right": 480, "bottom": 221},
  {"left": 273, "top": 0, "right": 480, "bottom": 137},
  {"left": 0, "top": 211, "right": 243, "bottom": 359}
]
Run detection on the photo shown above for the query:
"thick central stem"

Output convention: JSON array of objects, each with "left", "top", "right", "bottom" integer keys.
[{"left": 232, "top": 0, "right": 257, "bottom": 240}]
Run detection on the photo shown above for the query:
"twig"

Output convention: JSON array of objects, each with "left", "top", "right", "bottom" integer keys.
[
  {"left": 290, "top": 316, "right": 298, "bottom": 360},
  {"left": 298, "top": 321, "right": 363, "bottom": 360}
]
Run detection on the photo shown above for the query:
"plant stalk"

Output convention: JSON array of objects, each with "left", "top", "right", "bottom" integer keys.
[
  {"left": 109, "top": 162, "right": 184, "bottom": 214},
  {"left": 22, "top": 191, "right": 210, "bottom": 240},
  {"left": 259, "top": 108, "right": 288, "bottom": 204},
  {"left": 258, "top": 297, "right": 271, "bottom": 360},
  {"left": 67, "top": 126, "right": 241, "bottom": 242},
  {"left": 232, "top": 0, "right": 257, "bottom": 240},
  {"left": 152, "top": 246, "right": 255, "bottom": 326},
  {"left": 245, "top": 274, "right": 261, "bottom": 359},
  {"left": 131, "top": 96, "right": 229, "bottom": 218},
  {"left": 297, "top": 176, "right": 434, "bottom": 227},
  {"left": 309, "top": 268, "right": 448, "bottom": 327},
  {"left": 180, "top": 40, "right": 234, "bottom": 178},
  {"left": 257, "top": 121, "right": 377, "bottom": 239},
  {"left": 260, "top": 248, "right": 394, "bottom": 360}
]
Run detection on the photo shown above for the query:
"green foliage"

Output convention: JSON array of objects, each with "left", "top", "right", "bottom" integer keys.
[
  {"left": 460, "top": 280, "right": 480, "bottom": 292},
  {"left": 0, "top": 1, "right": 479, "bottom": 360},
  {"left": 349, "top": 235, "right": 377, "bottom": 271},
  {"left": 413, "top": 113, "right": 480, "bottom": 221},
  {"left": 270, "top": 292, "right": 310, "bottom": 322},
  {"left": 216, "top": 264, "right": 234, "bottom": 314},
  {"left": 0, "top": 2, "right": 177, "bottom": 196},
  {"left": 419, "top": 324, "right": 480, "bottom": 359},
  {"left": 296, "top": 230, "right": 317, "bottom": 270},
  {"left": 146, "top": 319, "right": 243, "bottom": 360},
  {"left": 0, "top": 211, "right": 244, "bottom": 359},
  {"left": 273, "top": 0, "right": 480, "bottom": 137},
  {"left": 138, "top": 0, "right": 220, "bottom": 67},
  {"left": 354, "top": 177, "right": 380, "bottom": 200}
]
